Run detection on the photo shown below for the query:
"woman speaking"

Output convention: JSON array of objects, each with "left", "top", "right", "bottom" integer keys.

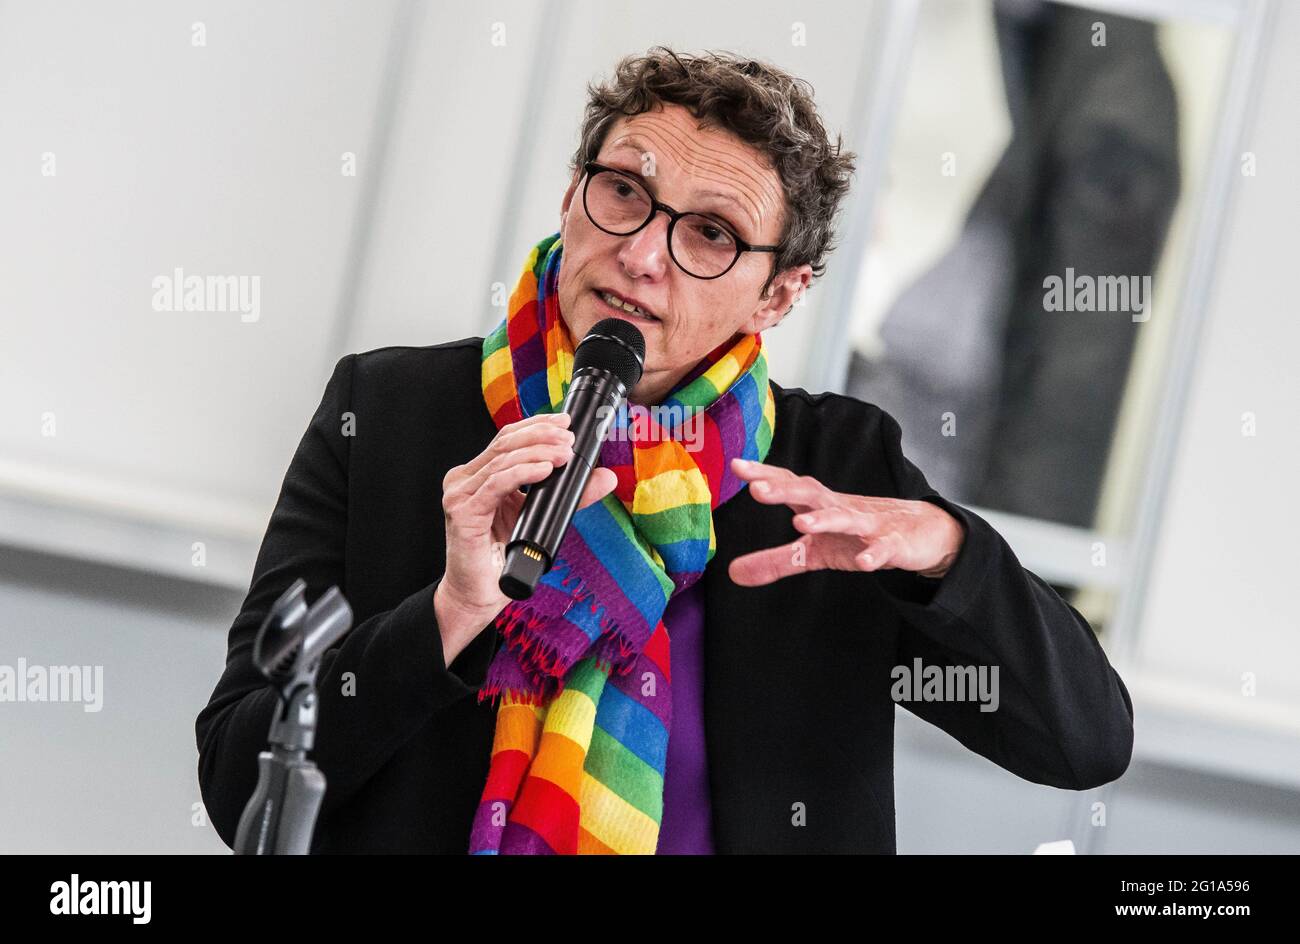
[{"left": 195, "top": 46, "right": 1134, "bottom": 854}]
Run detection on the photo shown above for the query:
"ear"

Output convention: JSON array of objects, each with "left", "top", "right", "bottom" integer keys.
[
  {"left": 740, "top": 263, "right": 812, "bottom": 334},
  {"left": 560, "top": 169, "right": 582, "bottom": 228}
]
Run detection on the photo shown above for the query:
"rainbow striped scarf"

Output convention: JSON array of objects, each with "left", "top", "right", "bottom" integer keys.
[{"left": 469, "top": 232, "right": 775, "bottom": 854}]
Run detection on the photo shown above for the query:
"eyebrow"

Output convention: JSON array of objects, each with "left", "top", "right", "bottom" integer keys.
[{"left": 603, "top": 143, "right": 751, "bottom": 236}]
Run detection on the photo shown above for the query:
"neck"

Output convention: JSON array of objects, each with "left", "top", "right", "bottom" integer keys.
[
  {"left": 624, "top": 332, "right": 746, "bottom": 406},
  {"left": 628, "top": 372, "right": 676, "bottom": 407}
]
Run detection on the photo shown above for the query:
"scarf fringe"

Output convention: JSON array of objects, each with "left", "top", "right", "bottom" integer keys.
[
  {"left": 474, "top": 571, "right": 646, "bottom": 710},
  {"left": 475, "top": 679, "right": 553, "bottom": 708},
  {"left": 558, "top": 560, "right": 643, "bottom": 676},
  {"left": 498, "top": 562, "right": 643, "bottom": 684}
]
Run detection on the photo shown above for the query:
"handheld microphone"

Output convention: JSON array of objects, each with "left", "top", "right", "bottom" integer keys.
[{"left": 498, "top": 318, "right": 646, "bottom": 599}]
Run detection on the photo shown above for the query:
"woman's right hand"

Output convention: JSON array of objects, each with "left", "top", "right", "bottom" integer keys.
[{"left": 434, "top": 412, "right": 618, "bottom": 664}]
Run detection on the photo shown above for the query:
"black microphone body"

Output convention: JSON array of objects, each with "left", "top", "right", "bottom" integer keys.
[{"left": 499, "top": 319, "right": 645, "bottom": 599}]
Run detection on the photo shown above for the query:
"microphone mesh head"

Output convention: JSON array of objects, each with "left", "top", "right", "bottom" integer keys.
[{"left": 573, "top": 318, "right": 646, "bottom": 391}]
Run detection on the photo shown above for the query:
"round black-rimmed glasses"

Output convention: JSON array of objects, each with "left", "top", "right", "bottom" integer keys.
[{"left": 581, "top": 160, "right": 780, "bottom": 279}]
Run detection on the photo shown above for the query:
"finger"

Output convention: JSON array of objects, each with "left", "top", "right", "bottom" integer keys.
[
  {"left": 577, "top": 467, "right": 619, "bottom": 510},
  {"left": 855, "top": 533, "right": 899, "bottom": 572},
  {"left": 464, "top": 459, "right": 559, "bottom": 518},
  {"left": 747, "top": 475, "right": 827, "bottom": 515},
  {"left": 486, "top": 421, "right": 575, "bottom": 471},
  {"left": 504, "top": 411, "right": 571, "bottom": 432},
  {"left": 730, "top": 457, "right": 796, "bottom": 484},
  {"left": 460, "top": 439, "right": 573, "bottom": 497},
  {"left": 461, "top": 413, "right": 572, "bottom": 479},
  {"left": 489, "top": 488, "right": 528, "bottom": 543},
  {"left": 727, "top": 537, "right": 816, "bottom": 587},
  {"left": 462, "top": 444, "right": 574, "bottom": 509},
  {"left": 792, "top": 506, "right": 879, "bottom": 538}
]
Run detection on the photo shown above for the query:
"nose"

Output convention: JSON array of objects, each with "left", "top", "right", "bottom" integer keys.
[{"left": 616, "top": 209, "right": 670, "bottom": 280}]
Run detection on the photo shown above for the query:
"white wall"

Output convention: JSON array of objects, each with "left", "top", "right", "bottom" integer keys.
[
  {"left": 1125, "top": 0, "right": 1300, "bottom": 787},
  {"left": 0, "top": 0, "right": 398, "bottom": 537}
]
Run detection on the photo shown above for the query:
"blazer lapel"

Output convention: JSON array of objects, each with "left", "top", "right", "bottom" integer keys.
[
  {"left": 700, "top": 471, "right": 793, "bottom": 854},
  {"left": 699, "top": 380, "right": 802, "bottom": 853}
]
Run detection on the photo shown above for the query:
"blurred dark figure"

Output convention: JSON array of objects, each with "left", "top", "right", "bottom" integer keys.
[{"left": 848, "top": 0, "right": 1180, "bottom": 528}]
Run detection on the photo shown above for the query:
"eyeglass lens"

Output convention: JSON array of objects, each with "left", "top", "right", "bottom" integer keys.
[{"left": 586, "top": 169, "right": 739, "bottom": 278}]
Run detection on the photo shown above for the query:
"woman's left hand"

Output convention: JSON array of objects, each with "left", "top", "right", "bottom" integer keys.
[{"left": 727, "top": 457, "right": 966, "bottom": 588}]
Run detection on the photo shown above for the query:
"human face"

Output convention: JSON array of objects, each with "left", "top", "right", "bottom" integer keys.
[{"left": 558, "top": 103, "right": 811, "bottom": 405}]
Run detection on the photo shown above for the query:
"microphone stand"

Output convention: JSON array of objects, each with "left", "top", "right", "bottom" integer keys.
[{"left": 233, "top": 579, "right": 352, "bottom": 855}]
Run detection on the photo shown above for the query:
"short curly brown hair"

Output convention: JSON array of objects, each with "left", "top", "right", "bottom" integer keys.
[{"left": 569, "top": 46, "right": 857, "bottom": 300}]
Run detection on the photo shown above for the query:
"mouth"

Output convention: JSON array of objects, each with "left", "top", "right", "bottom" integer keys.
[{"left": 592, "top": 289, "right": 661, "bottom": 326}]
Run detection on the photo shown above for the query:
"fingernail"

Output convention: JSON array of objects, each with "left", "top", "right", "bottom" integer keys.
[
  {"left": 734, "top": 457, "right": 752, "bottom": 466},
  {"left": 796, "top": 513, "right": 813, "bottom": 525},
  {"left": 753, "top": 481, "right": 769, "bottom": 493}
]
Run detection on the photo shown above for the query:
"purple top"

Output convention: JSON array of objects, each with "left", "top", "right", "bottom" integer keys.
[{"left": 655, "top": 579, "right": 715, "bottom": 854}]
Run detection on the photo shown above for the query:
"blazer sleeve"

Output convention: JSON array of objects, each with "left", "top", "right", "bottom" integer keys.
[
  {"left": 871, "top": 408, "right": 1135, "bottom": 791},
  {"left": 194, "top": 354, "right": 483, "bottom": 849}
]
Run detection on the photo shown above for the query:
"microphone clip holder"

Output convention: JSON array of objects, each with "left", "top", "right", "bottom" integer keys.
[{"left": 233, "top": 578, "right": 352, "bottom": 855}]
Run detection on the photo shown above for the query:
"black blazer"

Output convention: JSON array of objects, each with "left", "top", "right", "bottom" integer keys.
[{"left": 195, "top": 337, "right": 1135, "bottom": 854}]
